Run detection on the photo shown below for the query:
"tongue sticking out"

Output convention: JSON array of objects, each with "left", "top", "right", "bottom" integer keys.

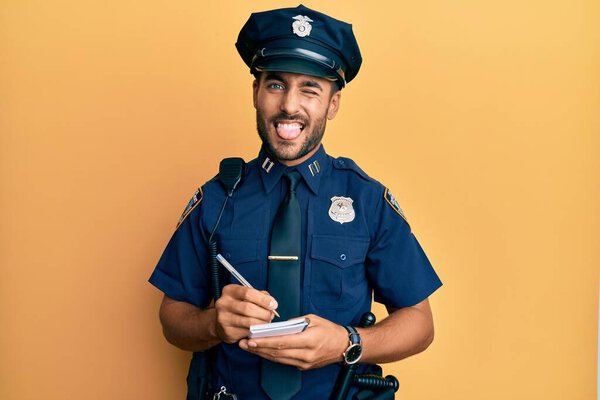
[{"left": 276, "top": 123, "right": 303, "bottom": 140}]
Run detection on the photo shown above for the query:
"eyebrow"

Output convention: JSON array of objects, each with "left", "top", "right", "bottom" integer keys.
[
  {"left": 302, "top": 80, "right": 324, "bottom": 91},
  {"left": 264, "top": 73, "right": 324, "bottom": 92},
  {"left": 264, "top": 72, "right": 286, "bottom": 83}
]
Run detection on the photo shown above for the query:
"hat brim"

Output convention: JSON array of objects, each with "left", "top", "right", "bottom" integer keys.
[{"left": 254, "top": 58, "right": 339, "bottom": 82}]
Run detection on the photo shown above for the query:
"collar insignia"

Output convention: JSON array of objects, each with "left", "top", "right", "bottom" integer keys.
[
  {"left": 292, "top": 15, "right": 313, "bottom": 37},
  {"left": 329, "top": 196, "right": 355, "bottom": 224},
  {"left": 308, "top": 160, "right": 321, "bottom": 176},
  {"left": 262, "top": 157, "right": 275, "bottom": 173}
]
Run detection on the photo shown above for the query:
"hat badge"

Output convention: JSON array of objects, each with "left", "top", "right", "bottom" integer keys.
[{"left": 292, "top": 15, "right": 313, "bottom": 37}]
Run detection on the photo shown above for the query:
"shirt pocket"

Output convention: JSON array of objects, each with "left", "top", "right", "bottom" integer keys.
[
  {"left": 309, "top": 235, "right": 370, "bottom": 309},
  {"left": 219, "top": 237, "right": 262, "bottom": 288}
]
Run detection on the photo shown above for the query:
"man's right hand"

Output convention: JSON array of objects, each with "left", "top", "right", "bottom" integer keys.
[{"left": 214, "top": 284, "right": 278, "bottom": 344}]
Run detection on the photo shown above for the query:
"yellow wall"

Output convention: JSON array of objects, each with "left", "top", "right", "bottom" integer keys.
[{"left": 1, "top": 1, "right": 598, "bottom": 399}]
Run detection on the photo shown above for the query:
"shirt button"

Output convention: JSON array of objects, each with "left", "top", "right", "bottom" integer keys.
[{"left": 340, "top": 254, "right": 347, "bottom": 261}]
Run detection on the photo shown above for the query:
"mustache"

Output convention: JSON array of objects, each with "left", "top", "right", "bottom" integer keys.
[{"left": 270, "top": 113, "right": 308, "bottom": 125}]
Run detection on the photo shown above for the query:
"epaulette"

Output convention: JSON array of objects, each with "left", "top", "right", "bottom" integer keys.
[{"left": 332, "top": 157, "right": 373, "bottom": 182}]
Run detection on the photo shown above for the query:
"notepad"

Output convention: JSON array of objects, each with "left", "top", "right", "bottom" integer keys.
[{"left": 249, "top": 318, "right": 309, "bottom": 338}]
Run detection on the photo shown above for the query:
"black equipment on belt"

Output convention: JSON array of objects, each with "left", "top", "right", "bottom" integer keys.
[{"left": 330, "top": 312, "right": 400, "bottom": 400}]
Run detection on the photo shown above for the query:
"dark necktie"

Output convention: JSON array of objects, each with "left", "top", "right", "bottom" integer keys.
[{"left": 261, "top": 171, "right": 302, "bottom": 400}]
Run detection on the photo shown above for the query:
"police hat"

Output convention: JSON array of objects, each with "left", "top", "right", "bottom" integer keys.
[{"left": 236, "top": 5, "right": 362, "bottom": 88}]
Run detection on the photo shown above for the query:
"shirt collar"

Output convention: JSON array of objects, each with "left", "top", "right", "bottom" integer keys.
[{"left": 258, "top": 145, "right": 329, "bottom": 195}]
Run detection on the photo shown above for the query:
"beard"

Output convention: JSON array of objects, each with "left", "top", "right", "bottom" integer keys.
[{"left": 256, "top": 109, "right": 327, "bottom": 162}]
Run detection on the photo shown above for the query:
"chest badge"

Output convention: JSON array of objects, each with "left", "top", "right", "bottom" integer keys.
[
  {"left": 292, "top": 15, "right": 313, "bottom": 37},
  {"left": 329, "top": 196, "right": 355, "bottom": 224}
]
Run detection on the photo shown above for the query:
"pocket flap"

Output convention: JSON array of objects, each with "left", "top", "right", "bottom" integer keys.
[
  {"left": 311, "top": 235, "right": 369, "bottom": 268},
  {"left": 220, "top": 237, "right": 260, "bottom": 264}
]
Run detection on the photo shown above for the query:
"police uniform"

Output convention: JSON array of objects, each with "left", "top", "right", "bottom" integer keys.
[{"left": 149, "top": 5, "right": 442, "bottom": 399}]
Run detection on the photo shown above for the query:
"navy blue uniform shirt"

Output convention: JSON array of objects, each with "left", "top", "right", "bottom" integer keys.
[{"left": 149, "top": 145, "right": 442, "bottom": 399}]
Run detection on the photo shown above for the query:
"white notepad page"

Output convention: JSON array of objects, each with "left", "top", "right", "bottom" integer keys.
[{"left": 249, "top": 318, "right": 309, "bottom": 338}]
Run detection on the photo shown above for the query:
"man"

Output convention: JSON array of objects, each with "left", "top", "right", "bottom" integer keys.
[{"left": 149, "top": 5, "right": 442, "bottom": 399}]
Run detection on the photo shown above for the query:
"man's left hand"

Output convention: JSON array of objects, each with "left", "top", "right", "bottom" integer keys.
[{"left": 238, "top": 314, "right": 347, "bottom": 370}]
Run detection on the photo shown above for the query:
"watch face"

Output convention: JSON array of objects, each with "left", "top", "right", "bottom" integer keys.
[{"left": 344, "top": 343, "right": 363, "bottom": 364}]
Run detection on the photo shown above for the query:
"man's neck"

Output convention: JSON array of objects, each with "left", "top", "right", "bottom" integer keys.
[{"left": 276, "top": 144, "right": 322, "bottom": 167}]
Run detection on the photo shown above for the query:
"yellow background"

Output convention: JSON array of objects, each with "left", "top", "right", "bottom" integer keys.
[{"left": 1, "top": 1, "right": 598, "bottom": 399}]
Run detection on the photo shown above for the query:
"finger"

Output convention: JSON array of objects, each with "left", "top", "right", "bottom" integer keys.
[
  {"left": 228, "top": 314, "right": 273, "bottom": 329},
  {"left": 300, "top": 314, "right": 318, "bottom": 326},
  {"left": 239, "top": 339, "right": 248, "bottom": 350},
  {"left": 221, "top": 284, "right": 264, "bottom": 302},
  {"left": 247, "top": 332, "right": 309, "bottom": 350},
  {"left": 220, "top": 286, "right": 278, "bottom": 316},
  {"left": 221, "top": 283, "right": 246, "bottom": 299},
  {"left": 244, "top": 347, "right": 312, "bottom": 369},
  {"left": 245, "top": 346, "right": 303, "bottom": 358},
  {"left": 224, "top": 285, "right": 277, "bottom": 310},
  {"left": 241, "top": 287, "right": 278, "bottom": 312},
  {"left": 219, "top": 328, "right": 250, "bottom": 344},
  {"left": 233, "top": 300, "right": 275, "bottom": 322}
]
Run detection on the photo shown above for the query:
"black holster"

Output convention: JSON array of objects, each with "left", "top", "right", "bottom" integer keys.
[
  {"left": 186, "top": 351, "right": 211, "bottom": 400},
  {"left": 350, "top": 365, "right": 396, "bottom": 400}
]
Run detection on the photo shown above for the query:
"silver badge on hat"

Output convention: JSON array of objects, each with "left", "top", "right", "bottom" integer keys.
[
  {"left": 329, "top": 196, "right": 355, "bottom": 224},
  {"left": 292, "top": 15, "right": 313, "bottom": 37}
]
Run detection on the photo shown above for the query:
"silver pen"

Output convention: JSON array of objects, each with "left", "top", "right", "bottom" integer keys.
[{"left": 216, "top": 253, "right": 281, "bottom": 318}]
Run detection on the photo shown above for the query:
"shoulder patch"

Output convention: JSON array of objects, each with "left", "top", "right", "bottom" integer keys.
[
  {"left": 176, "top": 188, "right": 203, "bottom": 230},
  {"left": 384, "top": 188, "right": 409, "bottom": 224}
]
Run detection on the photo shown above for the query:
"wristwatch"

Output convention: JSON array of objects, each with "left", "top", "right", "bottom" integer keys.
[{"left": 342, "top": 326, "right": 363, "bottom": 365}]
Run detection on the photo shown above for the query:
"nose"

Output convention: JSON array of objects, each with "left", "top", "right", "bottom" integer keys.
[{"left": 280, "top": 88, "right": 301, "bottom": 115}]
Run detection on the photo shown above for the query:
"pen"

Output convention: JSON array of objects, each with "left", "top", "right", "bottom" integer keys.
[{"left": 216, "top": 253, "right": 281, "bottom": 318}]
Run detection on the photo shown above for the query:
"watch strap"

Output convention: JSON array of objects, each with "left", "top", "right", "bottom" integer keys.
[
  {"left": 342, "top": 326, "right": 363, "bottom": 365},
  {"left": 344, "top": 326, "right": 360, "bottom": 345}
]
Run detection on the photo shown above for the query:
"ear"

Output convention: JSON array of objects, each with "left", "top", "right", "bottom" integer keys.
[
  {"left": 252, "top": 79, "right": 259, "bottom": 109},
  {"left": 327, "top": 90, "right": 341, "bottom": 120}
]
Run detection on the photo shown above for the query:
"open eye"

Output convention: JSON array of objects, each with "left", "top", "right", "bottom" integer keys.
[{"left": 267, "top": 82, "right": 285, "bottom": 90}]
